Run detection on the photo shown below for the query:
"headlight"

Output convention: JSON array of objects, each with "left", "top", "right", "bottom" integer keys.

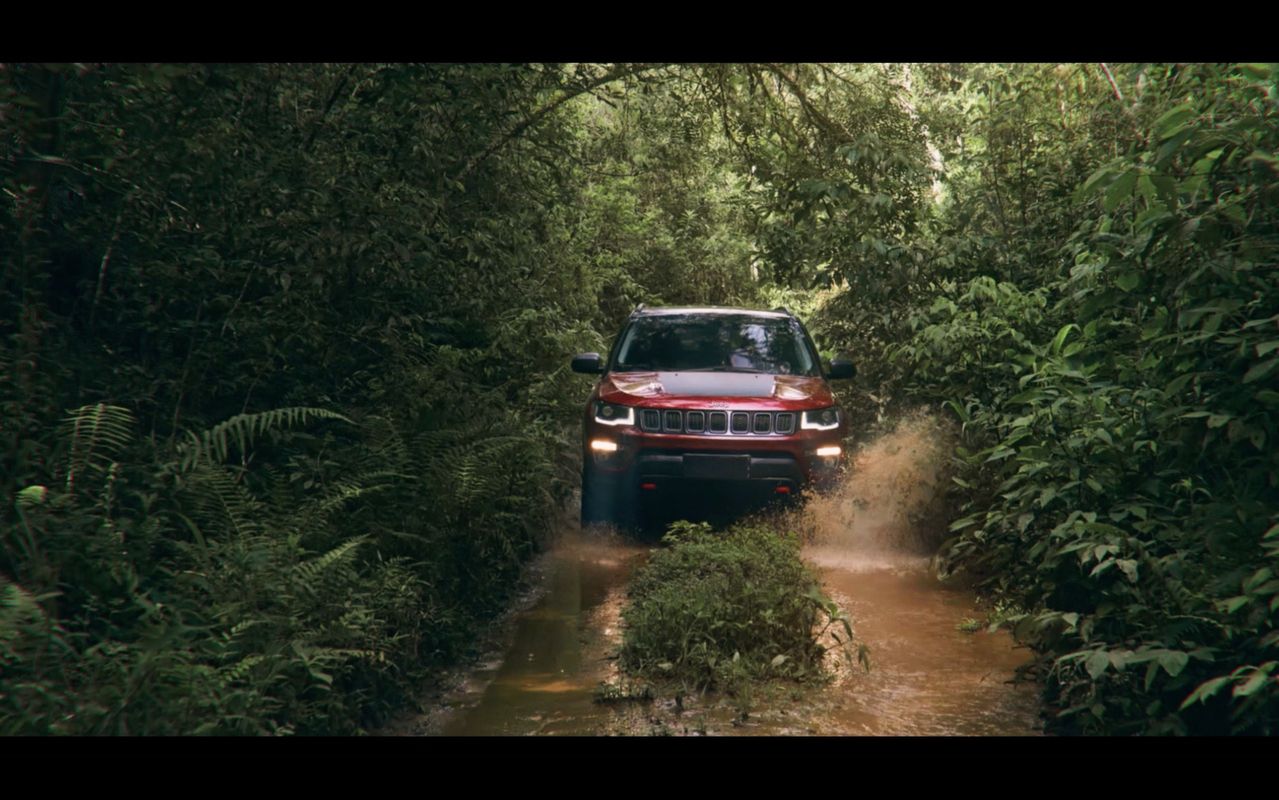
[
  {"left": 801, "top": 407, "right": 840, "bottom": 431},
  {"left": 594, "top": 401, "right": 635, "bottom": 426}
]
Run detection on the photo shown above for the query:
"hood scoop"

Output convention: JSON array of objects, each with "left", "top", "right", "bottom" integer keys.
[{"left": 657, "top": 371, "right": 775, "bottom": 397}]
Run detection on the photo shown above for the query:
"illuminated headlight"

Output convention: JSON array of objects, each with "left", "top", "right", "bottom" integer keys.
[
  {"left": 590, "top": 439, "right": 619, "bottom": 453},
  {"left": 594, "top": 401, "right": 635, "bottom": 426},
  {"left": 815, "top": 445, "right": 842, "bottom": 458},
  {"left": 801, "top": 407, "right": 840, "bottom": 431}
]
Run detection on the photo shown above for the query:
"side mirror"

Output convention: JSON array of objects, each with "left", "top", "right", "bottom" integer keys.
[
  {"left": 571, "top": 352, "right": 605, "bottom": 374},
  {"left": 827, "top": 356, "right": 856, "bottom": 380}
]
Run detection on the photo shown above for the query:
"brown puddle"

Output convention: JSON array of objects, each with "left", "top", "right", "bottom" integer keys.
[
  {"left": 400, "top": 531, "right": 656, "bottom": 736},
  {"left": 395, "top": 413, "right": 1042, "bottom": 736}
]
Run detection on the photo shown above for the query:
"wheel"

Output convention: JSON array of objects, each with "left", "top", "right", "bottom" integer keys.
[{"left": 581, "top": 468, "right": 636, "bottom": 531}]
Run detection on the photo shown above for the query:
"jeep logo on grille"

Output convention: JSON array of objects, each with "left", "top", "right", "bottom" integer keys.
[{"left": 706, "top": 401, "right": 729, "bottom": 408}]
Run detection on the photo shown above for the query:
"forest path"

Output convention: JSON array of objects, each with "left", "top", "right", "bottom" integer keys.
[{"left": 385, "top": 416, "right": 1041, "bottom": 736}]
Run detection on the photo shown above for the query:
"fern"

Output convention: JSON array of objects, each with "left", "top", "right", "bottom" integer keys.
[
  {"left": 360, "top": 415, "right": 410, "bottom": 474},
  {"left": 176, "top": 407, "right": 353, "bottom": 472},
  {"left": 182, "top": 465, "right": 265, "bottom": 539},
  {"left": 291, "top": 537, "right": 366, "bottom": 591},
  {"left": 60, "top": 404, "right": 135, "bottom": 492}
]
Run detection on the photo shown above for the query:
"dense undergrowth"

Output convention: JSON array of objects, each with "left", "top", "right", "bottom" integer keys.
[
  {"left": 1, "top": 64, "right": 762, "bottom": 734},
  {"left": 618, "top": 521, "right": 863, "bottom": 698},
  {"left": 885, "top": 64, "right": 1279, "bottom": 734}
]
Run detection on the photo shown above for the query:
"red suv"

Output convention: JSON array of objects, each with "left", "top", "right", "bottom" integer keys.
[{"left": 571, "top": 305, "right": 855, "bottom": 527}]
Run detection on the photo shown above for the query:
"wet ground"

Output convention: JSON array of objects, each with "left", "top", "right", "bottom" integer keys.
[{"left": 385, "top": 415, "right": 1043, "bottom": 737}]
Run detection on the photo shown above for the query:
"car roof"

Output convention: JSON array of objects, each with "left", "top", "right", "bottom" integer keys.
[{"left": 632, "top": 305, "right": 792, "bottom": 319}]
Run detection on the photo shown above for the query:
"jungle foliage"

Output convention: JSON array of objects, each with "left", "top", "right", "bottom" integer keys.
[
  {"left": 0, "top": 63, "right": 759, "bottom": 733},
  {"left": 3, "top": 62, "right": 1277, "bottom": 735},
  {"left": 619, "top": 520, "right": 861, "bottom": 694},
  {"left": 890, "top": 63, "right": 1279, "bottom": 734}
]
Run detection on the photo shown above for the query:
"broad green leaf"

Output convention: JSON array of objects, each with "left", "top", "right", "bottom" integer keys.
[
  {"left": 1233, "top": 669, "right": 1272, "bottom": 698},
  {"left": 1180, "top": 676, "right": 1232, "bottom": 709},
  {"left": 1134, "top": 208, "right": 1173, "bottom": 233},
  {"left": 1158, "top": 650, "right": 1189, "bottom": 677},
  {"left": 1103, "top": 170, "right": 1138, "bottom": 212},
  {"left": 1153, "top": 104, "right": 1196, "bottom": 140},
  {"left": 1051, "top": 323, "right": 1079, "bottom": 355},
  {"left": 1243, "top": 358, "right": 1279, "bottom": 384},
  {"left": 1086, "top": 650, "right": 1110, "bottom": 679},
  {"left": 1080, "top": 163, "right": 1117, "bottom": 197},
  {"left": 1115, "top": 271, "right": 1140, "bottom": 292},
  {"left": 1117, "top": 559, "right": 1139, "bottom": 583}
]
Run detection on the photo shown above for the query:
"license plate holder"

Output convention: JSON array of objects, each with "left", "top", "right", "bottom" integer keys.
[{"left": 683, "top": 454, "right": 750, "bottom": 480}]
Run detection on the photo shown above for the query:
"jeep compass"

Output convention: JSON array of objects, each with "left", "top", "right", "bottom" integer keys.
[{"left": 571, "top": 305, "right": 855, "bottom": 528}]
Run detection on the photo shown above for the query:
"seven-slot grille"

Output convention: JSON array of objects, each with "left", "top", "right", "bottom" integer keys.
[{"left": 638, "top": 409, "right": 796, "bottom": 435}]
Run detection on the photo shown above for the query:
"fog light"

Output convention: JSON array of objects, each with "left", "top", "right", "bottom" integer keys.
[
  {"left": 816, "top": 445, "right": 841, "bottom": 458},
  {"left": 590, "top": 439, "right": 619, "bottom": 453}
]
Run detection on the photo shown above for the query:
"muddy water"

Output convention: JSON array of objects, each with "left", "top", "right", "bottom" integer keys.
[
  {"left": 777, "top": 414, "right": 1040, "bottom": 735},
  {"left": 400, "top": 414, "right": 1042, "bottom": 736},
  {"left": 394, "top": 533, "right": 657, "bottom": 736}
]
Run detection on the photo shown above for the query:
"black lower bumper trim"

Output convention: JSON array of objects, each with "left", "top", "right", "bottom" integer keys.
[{"left": 635, "top": 452, "right": 805, "bottom": 483}]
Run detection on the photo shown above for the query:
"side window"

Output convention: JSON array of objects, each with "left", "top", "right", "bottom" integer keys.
[{"left": 607, "top": 322, "right": 636, "bottom": 371}]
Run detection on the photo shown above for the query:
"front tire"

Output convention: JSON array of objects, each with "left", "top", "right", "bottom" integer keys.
[{"left": 581, "top": 468, "right": 635, "bottom": 531}]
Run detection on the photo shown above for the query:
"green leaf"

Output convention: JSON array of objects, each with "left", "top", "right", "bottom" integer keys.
[
  {"left": 1153, "top": 104, "right": 1196, "bottom": 140},
  {"left": 1233, "top": 669, "right": 1272, "bottom": 698},
  {"left": 1081, "top": 163, "right": 1117, "bottom": 197},
  {"left": 1086, "top": 650, "right": 1110, "bottom": 679},
  {"left": 1245, "top": 358, "right": 1279, "bottom": 383},
  {"left": 770, "top": 654, "right": 788, "bottom": 667},
  {"left": 1103, "top": 170, "right": 1138, "bottom": 212},
  {"left": 1180, "top": 676, "right": 1231, "bottom": 709},
  {"left": 16, "top": 485, "right": 49, "bottom": 507},
  {"left": 1115, "top": 271, "right": 1140, "bottom": 292},
  {"left": 1117, "top": 559, "right": 1139, "bottom": 583},
  {"left": 1051, "top": 323, "right": 1079, "bottom": 355},
  {"left": 1158, "top": 650, "right": 1189, "bottom": 678}
]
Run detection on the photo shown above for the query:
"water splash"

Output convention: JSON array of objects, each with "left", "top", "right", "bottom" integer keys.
[{"left": 789, "top": 411, "right": 956, "bottom": 569}]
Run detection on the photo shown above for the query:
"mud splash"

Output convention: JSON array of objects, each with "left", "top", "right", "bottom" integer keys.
[
  {"left": 777, "top": 412, "right": 1042, "bottom": 735},
  {"left": 793, "top": 411, "right": 955, "bottom": 559}
]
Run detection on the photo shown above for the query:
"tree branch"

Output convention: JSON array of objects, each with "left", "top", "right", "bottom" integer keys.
[
  {"left": 304, "top": 64, "right": 358, "bottom": 152},
  {"left": 454, "top": 63, "right": 668, "bottom": 184},
  {"left": 1099, "top": 63, "right": 1123, "bottom": 103}
]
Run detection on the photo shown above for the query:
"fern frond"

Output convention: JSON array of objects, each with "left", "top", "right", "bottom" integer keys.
[
  {"left": 309, "top": 481, "right": 397, "bottom": 518},
  {"left": 176, "top": 407, "right": 353, "bottom": 472},
  {"left": 291, "top": 537, "right": 367, "bottom": 589},
  {"left": 361, "top": 415, "right": 409, "bottom": 473},
  {"left": 0, "top": 580, "right": 47, "bottom": 632},
  {"left": 60, "top": 403, "right": 135, "bottom": 491},
  {"left": 182, "top": 465, "right": 265, "bottom": 539}
]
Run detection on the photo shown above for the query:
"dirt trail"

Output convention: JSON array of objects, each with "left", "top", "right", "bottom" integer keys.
[{"left": 388, "top": 413, "right": 1041, "bottom": 736}]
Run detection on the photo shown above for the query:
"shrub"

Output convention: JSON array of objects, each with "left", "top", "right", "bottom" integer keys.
[{"left": 619, "top": 521, "right": 859, "bottom": 693}]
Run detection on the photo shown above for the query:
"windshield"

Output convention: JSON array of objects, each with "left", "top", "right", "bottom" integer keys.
[{"left": 612, "top": 314, "right": 819, "bottom": 376}]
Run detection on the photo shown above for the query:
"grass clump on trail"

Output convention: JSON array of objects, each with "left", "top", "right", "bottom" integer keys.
[{"left": 618, "top": 521, "right": 862, "bottom": 694}]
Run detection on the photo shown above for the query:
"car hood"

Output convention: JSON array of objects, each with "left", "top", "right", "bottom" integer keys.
[{"left": 599, "top": 371, "right": 834, "bottom": 407}]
